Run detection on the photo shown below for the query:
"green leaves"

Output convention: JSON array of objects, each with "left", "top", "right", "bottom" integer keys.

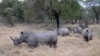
[
  {"left": 54, "top": 0, "right": 81, "bottom": 20},
  {"left": 0, "top": 0, "right": 82, "bottom": 23}
]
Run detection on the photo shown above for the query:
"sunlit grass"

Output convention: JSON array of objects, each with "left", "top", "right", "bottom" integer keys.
[{"left": 0, "top": 23, "right": 100, "bottom": 56}]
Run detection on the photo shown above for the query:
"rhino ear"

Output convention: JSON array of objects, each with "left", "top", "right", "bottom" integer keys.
[
  {"left": 10, "top": 36, "right": 14, "bottom": 41},
  {"left": 20, "top": 31, "right": 23, "bottom": 34}
]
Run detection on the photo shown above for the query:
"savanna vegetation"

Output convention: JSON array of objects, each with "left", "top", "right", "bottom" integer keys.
[
  {"left": 0, "top": 0, "right": 99, "bottom": 26},
  {"left": 0, "top": 0, "right": 100, "bottom": 56}
]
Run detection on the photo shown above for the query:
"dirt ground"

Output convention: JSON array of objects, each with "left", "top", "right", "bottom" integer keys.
[{"left": 0, "top": 23, "right": 100, "bottom": 56}]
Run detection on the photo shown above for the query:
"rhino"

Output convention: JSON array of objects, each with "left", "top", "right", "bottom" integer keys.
[
  {"left": 55, "top": 28, "right": 69, "bottom": 36},
  {"left": 10, "top": 31, "right": 58, "bottom": 48},
  {"left": 73, "top": 26, "right": 82, "bottom": 34},
  {"left": 82, "top": 28, "right": 93, "bottom": 42}
]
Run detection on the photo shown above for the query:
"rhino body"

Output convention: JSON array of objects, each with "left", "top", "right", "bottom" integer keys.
[
  {"left": 82, "top": 28, "right": 93, "bottom": 42},
  {"left": 10, "top": 31, "right": 58, "bottom": 48},
  {"left": 73, "top": 26, "right": 82, "bottom": 34},
  {"left": 55, "top": 28, "right": 69, "bottom": 36}
]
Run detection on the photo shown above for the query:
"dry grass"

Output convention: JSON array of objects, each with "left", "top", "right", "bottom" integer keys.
[{"left": 0, "top": 23, "right": 100, "bottom": 56}]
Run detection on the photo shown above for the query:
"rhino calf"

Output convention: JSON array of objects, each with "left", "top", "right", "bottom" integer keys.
[{"left": 82, "top": 28, "right": 93, "bottom": 42}]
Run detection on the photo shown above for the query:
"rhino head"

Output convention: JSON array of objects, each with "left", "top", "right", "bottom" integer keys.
[
  {"left": 10, "top": 36, "right": 24, "bottom": 45},
  {"left": 10, "top": 31, "right": 29, "bottom": 45}
]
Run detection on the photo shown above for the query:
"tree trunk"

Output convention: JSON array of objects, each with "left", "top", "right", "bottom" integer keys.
[
  {"left": 75, "top": 19, "right": 77, "bottom": 23},
  {"left": 53, "top": 10, "right": 60, "bottom": 30},
  {"left": 52, "top": 9, "right": 61, "bottom": 35},
  {"left": 92, "top": 6, "right": 99, "bottom": 23}
]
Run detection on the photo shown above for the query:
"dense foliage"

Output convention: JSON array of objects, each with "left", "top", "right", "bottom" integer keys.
[{"left": 0, "top": 0, "right": 100, "bottom": 26}]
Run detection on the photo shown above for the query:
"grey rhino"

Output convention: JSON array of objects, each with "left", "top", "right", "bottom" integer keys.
[
  {"left": 55, "top": 28, "right": 69, "bottom": 36},
  {"left": 10, "top": 31, "right": 58, "bottom": 48},
  {"left": 73, "top": 25, "right": 82, "bottom": 34},
  {"left": 82, "top": 28, "right": 93, "bottom": 42}
]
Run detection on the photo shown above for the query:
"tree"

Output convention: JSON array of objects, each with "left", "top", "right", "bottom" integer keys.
[
  {"left": 82, "top": 0, "right": 100, "bottom": 23},
  {"left": 0, "top": 0, "right": 82, "bottom": 25},
  {"left": 4, "top": 7, "right": 15, "bottom": 26},
  {"left": 50, "top": 0, "right": 81, "bottom": 22},
  {"left": 1, "top": 0, "right": 24, "bottom": 23}
]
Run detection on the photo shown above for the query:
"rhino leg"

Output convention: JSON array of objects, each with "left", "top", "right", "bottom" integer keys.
[
  {"left": 28, "top": 44, "right": 34, "bottom": 48},
  {"left": 48, "top": 41, "right": 54, "bottom": 48},
  {"left": 84, "top": 36, "right": 89, "bottom": 42},
  {"left": 62, "top": 34, "right": 66, "bottom": 36},
  {"left": 28, "top": 43, "right": 38, "bottom": 48},
  {"left": 62, "top": 33, "right": 69, "bottom": 36},
  {"left": 48, "top": 41, "right": 53, "bottom": 48},
  {"left": 53, "top": 40, "right": 57, "bottom": 48},
  {"left": 47, "top": 42, "right": 50, "bottom": 46},
  {"left": 90, "top": 36, "right": 92, "bottom": 40},
  {"left": 48, "top": 40, "right": 57, "bottom": 48}
]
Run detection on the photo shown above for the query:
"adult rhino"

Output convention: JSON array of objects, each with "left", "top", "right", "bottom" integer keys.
[
  {"left": 82, "top": 28, "right": 93, "bottom": 42},
  {"left": 73, "top": 26, "right": 82, "bottom": 34},
  {"left": 10, "top": 31, "right": 58, "bottom": 48},
  {"left": 55, "top": 28, "right": 70, "bottom": 36}
]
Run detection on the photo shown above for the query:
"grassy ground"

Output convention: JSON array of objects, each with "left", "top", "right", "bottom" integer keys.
[{"left": 0, "top": 23, "right": 100, "bottom": 56}]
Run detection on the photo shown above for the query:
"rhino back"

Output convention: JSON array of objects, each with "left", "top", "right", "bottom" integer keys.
[{"left": 34, "top": 31, "right": 58, "bottom": 44}]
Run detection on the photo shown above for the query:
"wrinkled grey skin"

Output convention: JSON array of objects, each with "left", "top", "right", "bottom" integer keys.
[
  {"left": 10, "top": 31, "right": 58, "bottom": 48},
  {"left": 55, "top": 28, "right": 69, "bottom": 36},
  {"left": 27, "top": 31, "right": 58, "bottom": 48},
  {"left": 82, "top": 28, "right": 93, "bottom": 42},
  {"left": 73, "top": 26, "right": 82, "bottom": 34}
]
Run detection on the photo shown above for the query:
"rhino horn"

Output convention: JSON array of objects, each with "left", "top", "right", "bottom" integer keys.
[{"left": 10, "top": 36, "right": 14, "bottom": 41}]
